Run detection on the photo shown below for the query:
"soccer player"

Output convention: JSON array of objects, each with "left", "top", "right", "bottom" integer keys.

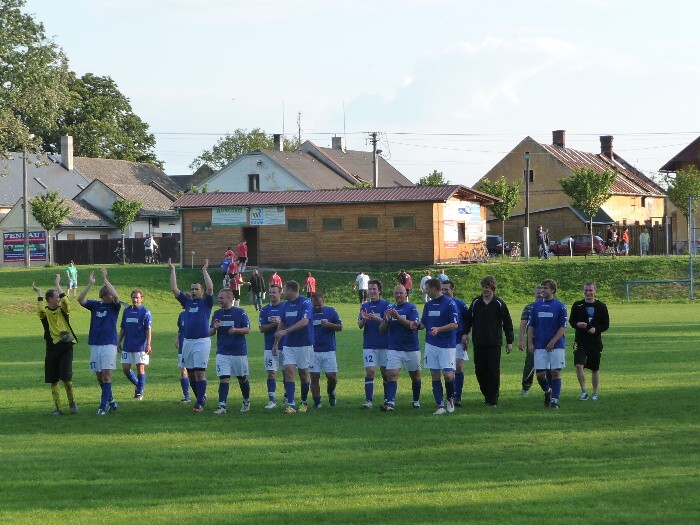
[
  {"left": 440, "top": 280, "right": 469, "bottom": 406},
  {"left": 304, "top": 272, "right": 317, "bottom": 298},
  {"left": 174, "top": 309, "right": 191, "bottom": 403},
  {"left": 518, "top": 286, "right": 550, "bottom": 396},
  {"left": 273, "top": 280, "right": 314, "bottom": 413},
  {"left": 209, "top": 288, "right": 251, "bottom": 414},
  {"left": 570, "top": 282, "right": 609, "bottom": 401},
  {"left": 354, "top": 271, "right": 370, "bottom": 304},
  {"left": 463, "top": 276, "right": 514, "bottom": 407},
  {"left": 65, "top": 261, "right": 78, "bottom": 297},
  {"left": 378, "top": 284, "right": 421, "bottom": 411},
  {"left": 418, "top": 278, "right": 458, "bottom": 415},
  {"left": 358, "top": 279, "right": 390, "bottom": 409},
  {"left": 310, "top": 292, "right": 342, "bottom": 408},
  {"left": 168, "top": 258, "right": 214, "bottom": 412},
  {"left": 259, "top": 284, "right": 285, "bottom": 409},
  {"left": 527, "top": 279, "right": 568, "bottom": 409},
  {"left": 32, "top": 274, "right": 78, "bottom": 416},
  {"left": 236, "top": 239, "right": 248, "bottom": 273},
  {"left": 78, "top": 268, "right": 121, "bottom": 416},
  {"left": 118, "top": 289, "right": 152, "bottom": 400}
]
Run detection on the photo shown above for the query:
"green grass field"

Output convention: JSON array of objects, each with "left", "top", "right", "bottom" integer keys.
[{"left": 0, "top": 263, "right": 698, "bottom": 524}]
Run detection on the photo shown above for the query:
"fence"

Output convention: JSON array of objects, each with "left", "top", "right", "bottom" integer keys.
[
  {"left": 54, "top": 235, "right": 180, "bottom": 265},
  {"left": 592, "top": 222, "right": 672, "bottom": 256}
]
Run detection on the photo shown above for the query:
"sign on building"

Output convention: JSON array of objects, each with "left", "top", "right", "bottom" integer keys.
[{"left": 3, "top": 231, "right": 47, "bottom": 262}]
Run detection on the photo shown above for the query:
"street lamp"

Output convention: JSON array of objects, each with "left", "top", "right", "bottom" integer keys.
[{"left": 523, "top": 151, "right": 531, "bottom": 261}]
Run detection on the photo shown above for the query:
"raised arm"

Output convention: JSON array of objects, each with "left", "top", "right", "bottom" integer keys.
[
  {"left": 78, "top": 272, "right": 96, "bottom": 305},
  {"left": 202, "top": 259, "right": 213, "bottom": 296},
  {"left": 100, "top": 268, "right": 119, "bottom": 304},
  {"left": 54, "top": 273, "right": 63, "bottom": 295},
  {"left": 168, "top": 258, "right": 180, "bottom": 298}
]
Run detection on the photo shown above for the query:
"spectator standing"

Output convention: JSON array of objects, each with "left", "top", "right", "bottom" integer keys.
[
  {"left": 420, "top": 270, "right": 432, "bottom": 302},
  {"left": 269, "top": 270, "right": 283, "bottom": 288},
  {"left": 639, "top": 228, "right": 650, "bottom": 256},
  {"left": 354, "top": 271, "right": 370, "bottom": 304},
  {"left": 65, "top": 261, "right": 78, "bottom": 297},
  {"left": 236, "top": 239, "right": 249, "bottom": 273},
  {"left": 621, "top": 228, "right": 630, "bottom": 256},
  {"left": 304, "top": 272, "right": 317, "bottom": 298},
  {"left": 250, "top": 269, "right": 266, "bottom": 311}
]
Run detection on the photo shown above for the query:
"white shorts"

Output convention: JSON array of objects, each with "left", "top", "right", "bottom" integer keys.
[
  {"left": 534, "top": 348, "right": 565, "bottom": 370},
  {"left": 181, "top": 337, "right": 212, "bottom": 370},
  {"left": 264, "top": 349, "right": 282, "bottom": 372},
  {"left": 455, "top": 343, "right": 469, "bottom": 362},
  {"left": 363, "top": 348, "right": 388, "bottom": 368},
  {"left": 424, "top": 343, "right": 456, "bottom": 371},
  {"left": 282, "top": 346, "right": 313, "bottom": 369},
  {"left": 89, "top": 344, "right": 117, "bottom": 372},
  {"left": 121, "top": 351, "right": 150, "bottom": 365},
  {"left": 216, "top": 354, "right": 249, "bottom": 377},
  {"left": 387, "top": 349, "right": 421, "bottom": 372},
  {"left": 68, "top": 279, "right": 77, "bottom": 289},
  {"left": 177, "top": 352, "right": 185, "bottom": 369},
  {"left": 310, "top": 352, "right": 338, "bottom": 374}
]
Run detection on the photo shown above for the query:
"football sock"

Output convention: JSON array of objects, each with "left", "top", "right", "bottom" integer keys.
[
  {"left": 445, "top": 378, "right": 455, "bottom": 401},
  {"left": 190, "top": 379, "right": 198, "bottom": 399},
  {"left": 313, "top": 396, "right": 322, "bottom": 406},
  {"left": 180, "top": 377, "right": 190, "bottom": 399},
  {"left": 383, "top": 379, "right": 387, "bottom": 401},
  {"left": 364, "top": 377, "right": 374, "bottom": 401},
  {"left": 100, "top": 382, "right": 111, "bottom": 410},
  {"left": 267, "top": 378, "right": 276, "bottom": 402},
  {"left": 284, "top": 381, "right": 296, "bottom": 407},
  {"left": 454, "top": 372, "right": 465, "bottom": 399},
  {"left": 552, "top": 378, "right": 562, "bottom": 400},
  {"left": 240, "top": 379, "right": 250, "bottom": 400},
  {"left": 218, "top": 382, "right": 230, "bottom": 406},
  {"left": 196, "top": 380, "right": 207, "bottom": 406},
  {"left": 301, "top": 382, "right": 310, "bottom": 403},
  {"left": 51, "top": 383, "right": 62, "bottom": 411},
  {"left": 412, "top": 380, "right": 422, "bottom": 402},
  {"left": 137, "top": 373, "right": 146, "bottom": 394},
  {"left": 63, "top": 380, "right": 75, "bottom": 404},
  {"left": 386, "top": 380, "right": 398, "bottom": 404},
  {"left": 125, "top": 370, "right": 138, "bottom": 386},
  {"left": 432, "top": 380, "right": 444, "bottom": 406}
]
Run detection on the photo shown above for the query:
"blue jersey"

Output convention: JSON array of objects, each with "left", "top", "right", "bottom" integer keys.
[
  {"left": 358, "top": 299, "right": 390, "bottom": 349},
  {"left": 386, "top": 301, "right": 420, "bottom": 352},
  {"left": 82, "top": 300, "right": 121, "bottom": 345},
  {"left": 528, "top": 298, "right": 568, "bottom": 349},
  {"left": 281, "top": 295, "right": 314, "bottom": 347},
  {"left": 177, "top": 291, "right": 214, "bottom": 339},
  {"left": 313, "top": 306, "right": 341, "bottom": 353},
  {"left": 211, "top": 307, "right": 250, "bottom": 356},
  {"left": 452, "top": 297, "right": 468, "bottom": 342},
  {"left": 421, "top": 294, "right": 458, "bottom": 348},
  {"left": 177, "top": 311, "right": 186, "bottom": 354},
  {"left": 260, "top": 302, "right": 285, "bottom": 350},
  {"left": 120, "top": 305, "right": 152, "bottom": 352}
]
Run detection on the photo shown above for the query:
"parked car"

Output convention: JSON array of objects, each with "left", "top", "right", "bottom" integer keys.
[
  {"left": 486, "top": 234, "right": 512, "bottom": 256},
  {"left": 548, "top": 234, "right": 605, "bottom": 256}
]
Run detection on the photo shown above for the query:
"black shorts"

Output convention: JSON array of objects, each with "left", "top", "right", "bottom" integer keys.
[
  {"left": 232, "top": 290, "right": 241, "bottom": 300},
  {"left": 573, "top": 342, "right": 603, "bottom": 371},
  {"left": 45, "top": 342, "right": 74, "bottom": 383},
  {"left": 237, "top": 257, "right": 247, "bottom": 264}
]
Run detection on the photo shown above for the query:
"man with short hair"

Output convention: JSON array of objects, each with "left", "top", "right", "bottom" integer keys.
[
  {"left": 269, "top": 270, "right": 283, "bottom": 288},
  {"left": 463, "top": 276, "right": 514, "bottom": 407},
  {"left": 310, "top": 292, "right": 342, "bottom": 409},
  {"left": 417, "top": 278, "right": 458, "bottom": 415},
  {"left": 518, "top": 286, "right": 550, "bottom": 396},
  {"left": 639, "top": 228, "right": 650, "bottom": 256},
  {"left": 304, "top": 272, "right": 317, "bottom": 298},
  {"left": 379, "top": 285, "right": 421, "bottom": 411},
  {"left": 358, "top": 279, "right": 390, "bottom": 408},
  {"left": 354, "top": 271, "right": 370, "bottom": 304},
  {"left": 420, "top": 270, "right": 432, "bottom": 302},
  {"left": 144, "top": 235, "right": 158, "bottom": 264},
  {"left": 32, "top": 273, "right": 78, "bottom": 416},
  {"left": 528, "top": 279, "right": 568, "bottom": 409},
  {"left": 273, "top": 280, "right": 314, "bottom": 413},
  {"left": 65, "top": 261, "right": 78, "bottom": 297},
  {"left": 250, "top": 269, "right": 266, "bottom": 311},
  {"left": 441, "top": 280, "right": 469, "bottom": 406},
  {"left": 168, "top": 258, "right": 214, "bottom": 412},
  {"left": 259, "top": 284, "right": 285, "bottom": 409},
  {"left": 236, "top": 239, "right": 248, "bottom": 273},
  {"left": 210, "top": 288, "right": 251, "bottom": 414},
  {"left": 118, "top": 289, "right": 152, "bottom": 400},
  {"left": 437, "top": 270, "right": 449, "bottom": 283},
  {"left": 78, "top": 268, "right": 121, "bottom": 415},
  {"left": 570, "top": 282, "right": 609, "bottom": 401}
]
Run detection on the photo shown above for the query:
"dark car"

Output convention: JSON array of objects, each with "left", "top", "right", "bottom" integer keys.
[
  {"left": 486, "top": 234, "right": 512, "bottom": 256},
  {"left": 548, "top": 234, "right": 605, "bottom": 256}
]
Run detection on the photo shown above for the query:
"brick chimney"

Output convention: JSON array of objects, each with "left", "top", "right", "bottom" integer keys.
[
  {"left": 273, "top": 133, "right": 283, "bottom": 151},
  {"left": 600, "top": 135, "right": 614, "bottom": 159},
  {"left": 331, "top": 136, "right": 346, "bottom": 152},
  {"left": 60, "top": 135, "right": 74, "bottom": 170},
  {"left": 552, "top": 130, "right": 566, "bottom": 148}
]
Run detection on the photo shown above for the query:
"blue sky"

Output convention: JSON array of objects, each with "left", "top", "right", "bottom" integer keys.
[{"left": 25, "top": 0, "right": 700, "bottom": 185}]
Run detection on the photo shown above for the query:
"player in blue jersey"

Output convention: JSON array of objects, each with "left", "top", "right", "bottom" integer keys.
[
  {"left": 440, "top": 280, "right": 470, "bottom": 407},
  {"left": 378, "top": 284, "right": 421, "bottom": 411},
  {"left": 168, "top": 258, "right": 214, "bottom": 413},
  {"left": 259, "top": 284, "right": 285, "bottom": 409},
  {"left": 78, "top": 268, "right": 121, "bottom": 416},
  {"left": 518, "top": 286, "right": 551, "bottom": 396},
  {"left": 174, "top": 309, "right": 192, "bottom": 403},
  {"left": 357, "top": 279, "right": 390, "bottom": 409},
  {"left": 310, "top": 292, "right": 343, "bottom": 409},
  {"left": 118, "top": 289, "right": 152, "bottom": 401},
  {"left": 527, "top": 279, "right": 568, "bottom": 409},
  {"left": 273, "top": 280, "right": 314, "bottom": 413},
  {"left": 209, "top": 288, "right": 251, "bottom": 414},
  {"left": 417, "top": 278, "right": 458, "bottom": 415}
]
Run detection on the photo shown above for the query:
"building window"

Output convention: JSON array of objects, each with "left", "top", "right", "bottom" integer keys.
[
  {"left": 135, "top": 232, "right": 144, "bottom": 238},
  {"left": 152, "top": 218, "right": 160, "bottom": 228},
  {"left": 457, "top": 222, "right": 466, "bottom": 243},
  {"left": 288, "top": 219, "right": 308, "bottom": 232},
  {"left": 192, "top": 221, "right": 212, "bottom": 232},
  {"left": 248, "top": 174, "right": 260, "bottom": 192},
  {"left": 358, "top": 216, "right": 378, "bottom": 230},
  {"left": 99, "top": 234, "right": 108, "bottom": 240},
  {"left": 393, "top": 215, "right": 416, "bottom": 229},
  {"left": 67, "top": 234, "right": 76, "bottom": 240},
  {"left": 322, "top": 217, "right": 343, "bottom": 231}
]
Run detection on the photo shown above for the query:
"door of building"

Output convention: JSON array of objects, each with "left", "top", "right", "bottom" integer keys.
[{"left": 243, "top": 227, "right": 258, "bottom": 266}]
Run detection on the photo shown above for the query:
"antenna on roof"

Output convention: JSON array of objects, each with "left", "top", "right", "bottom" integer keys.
[
  {"left": 343, "top": 101, "right": 346, "bottom": 144},
  {"left": 282, "top": 99, "right": 285, "bottom": 138},
  {"left": 297, "top": 112, "right": 302, "bottom": 145}
]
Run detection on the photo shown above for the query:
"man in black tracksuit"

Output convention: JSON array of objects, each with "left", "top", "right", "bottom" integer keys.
[{"left": 463, "top": 275, "right": 514, "bottom": 407}]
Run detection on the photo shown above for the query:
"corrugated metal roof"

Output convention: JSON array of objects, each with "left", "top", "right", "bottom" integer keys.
[{"left": 172, "top": 185, "right": 497, "bottom": 209}]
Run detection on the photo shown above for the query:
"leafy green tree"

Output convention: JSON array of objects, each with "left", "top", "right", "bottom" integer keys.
[
  {"left": 478, "top": 176, "right": 522, "bottom": 255},
  {"left": 0, "top": 0, "right": 72, "bottom": 156},
  {"left": 110, "top": 199, "right": 142, "bottom": 263},
  {"left": 663, "top": 166, "right": 700, "bottom": 219},
  {"left": 417, "top": 170, "right": 450, "bottom": 186},
  {"left": 29, "top": 190, "right": 70, "bottom": 264},
  {"left": 189, "top": 129, "right": 300, "bottom": 170},
  {"left": 560, "top": 166, "right": 617, "bottom": 254}
]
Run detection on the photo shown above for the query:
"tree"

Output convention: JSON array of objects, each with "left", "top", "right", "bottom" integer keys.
[
  {"left": 559, "top": 166, "right": 617, "bottom": 254},
  {"left": 417, "top": 170, "right": 450, "bottom": 186},
  {"left": 29, "top": 190, "right": 70, "bottom": 265},
  {"left": 111, "top": 199, "right": 142, "bottom": 263},
  {"left": 190, "top": 129, "right": 301, "bottom": 171},
  {"left": 664, "top": 166, "right": 700, "bottom": 219},
  {"left": 0, "top": 0, "right": 72, "bottom": 157},
  {"left": 478, "top": 176, "right": 522, "bottom": 255}
]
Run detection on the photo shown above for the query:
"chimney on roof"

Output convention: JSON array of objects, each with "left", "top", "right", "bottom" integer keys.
[
  {"left": 552, "top": 130, "right": 566, "bottom": 148},
  {"left": 331, "top": 136, "right": 346, "bottom": 152},
  {"left": 273, "top": 133, "right": 283, "bottom": 152},
  {"left": 600, "top": 135, "right": 614, "bottom": 159},
  {"left": 61, "top": 135, "right": 74, "bottom": 171}
]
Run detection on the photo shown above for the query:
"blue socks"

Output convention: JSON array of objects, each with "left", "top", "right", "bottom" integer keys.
[
  {"left": 218, "top": 382, "right": 230, "bottom": 406},
  {"left": 301, "top": 382, "right": 310, "bottom": 403},
  {"left": 284, "top": 381, "right": 296, "bottom": 407},
  {"left": 100, "top": 382, "right": 112, "bottom": 410},
  {"left": 386, "top": 380, "right": 398, "bottom": 405},
  {"left": 412, "top": 380, "right": 422, "bottom": 403},
  {"left": 240, "top": 379, "right": 250, "bottom": 400},
  {"left": 125, "top": 370, "right": 137, "bottom": 386},
  {"left": 364, "top": 376, "right": 374, "bottom": 402},
  {"left": 432, "top": 380, "right": 444, "bottom": 407},
  {"left": 454, "top": 372, "right": 464, "bottom": 400},
  {"left": 180, "top": 377, "right": 190, "bottom": 400},
  {"left": 267, "top": 378, "right": 276, "bottom": 402},
  {"left": 196, "top": 380, "right": 207, "bottom": 406},
  {"left": 136, "top": 373, "right": 146, "bottom": 395},
  {"left": 445, "top": 378, "right": 455, "bottom": 401},
  {"left": 552, "top": 378, "right": 562, "bottom": 400}
]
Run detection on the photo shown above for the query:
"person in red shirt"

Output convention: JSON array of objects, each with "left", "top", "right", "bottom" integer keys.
[
  {"left": 304, "top": 272, "right": 317, "bottom": 298},
  {"left": 229, "top": 272, "right": 250, "bottom": 308},
  {"left": 236, "top": 240, "right": 249, "bottom": 273},
  {"left": 269, "top": 270, "right": 283, "bottom": 288}
]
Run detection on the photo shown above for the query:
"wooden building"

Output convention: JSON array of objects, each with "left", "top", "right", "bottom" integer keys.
[{"left": 172, "top": 186, "right": 497, "bottom": 266}]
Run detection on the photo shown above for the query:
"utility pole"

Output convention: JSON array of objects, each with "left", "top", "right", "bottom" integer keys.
[
  {"left": 297, "top": 112, "right": 301, "bottom": 145},
  {"left": 23, "top": 145, "right": 30, "bottom": 267},
  {"left": 370, "top": 132, "right": 379, "bottom": 187}
]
